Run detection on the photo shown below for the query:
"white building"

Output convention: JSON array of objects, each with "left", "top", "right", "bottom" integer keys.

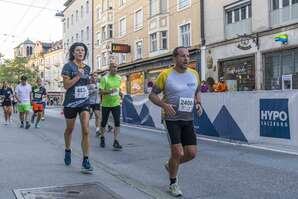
[
  {"left": 202, "top": 0, "right": 298, "bottom": 91},
  {"left": 62, "top": 0, "right": 93, "bottom": 68}
]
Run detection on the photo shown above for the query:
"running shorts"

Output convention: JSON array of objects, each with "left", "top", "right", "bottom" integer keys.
[
  {"left": 63, "top": 106, "right": 90, "bottom": 119},
  {"left": 164, "top": 120, "right": 197, "bottom": 146},
  {"left": 18, "top": 103, "right": 31, "bottom": 113}
]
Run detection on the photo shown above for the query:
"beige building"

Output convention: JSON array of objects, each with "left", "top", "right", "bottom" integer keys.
[{"left": 93, "top": 0, "right": 201, "bottom": 95}]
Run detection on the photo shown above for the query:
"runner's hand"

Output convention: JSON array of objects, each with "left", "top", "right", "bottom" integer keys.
[
  {"left": 196, "top": 103, "right": 203, "bottom": 117},
  {"left": 78, "top": 68, "right": 84, "bottom": 77},
  {"left": 162, "top": 103, "right": 176, "bottom": 116}
]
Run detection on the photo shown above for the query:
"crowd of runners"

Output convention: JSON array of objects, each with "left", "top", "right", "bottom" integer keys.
[{"left": 0, "top": 42, "right": 202, "bottom": 197}]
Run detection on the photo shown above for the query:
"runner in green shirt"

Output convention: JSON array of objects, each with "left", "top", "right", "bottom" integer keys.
[{"left": 99, "top": 63, "right": 122, "bottom": 150}]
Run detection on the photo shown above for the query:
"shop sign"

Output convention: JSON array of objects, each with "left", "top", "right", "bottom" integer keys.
[
  {"left": 275, "top": 34, "right": 288, "bottom": 44},
  {"left": 237, "top": 34, "right": 258, "bottom": 50},
  {"left": 111, "top": 43, "right": 131, "bottom": 53},
  {"left": 260, "top": 99, "right": 290, "bottom": 139}
]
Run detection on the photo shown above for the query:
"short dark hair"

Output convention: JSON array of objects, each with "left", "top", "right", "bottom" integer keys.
[
  {"left": 21, "top": 75, "right": 27, "bottom": 81},
  {"left": 173, "top": 46, "right": 188, "bottom": 57},
  {"left": 68, "top": 42, "right": 88, "bottom": 61}
]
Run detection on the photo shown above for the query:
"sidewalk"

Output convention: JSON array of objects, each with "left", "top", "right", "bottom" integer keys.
[{"left": 0, "top": 114, "right": 153, "bottom": 199}]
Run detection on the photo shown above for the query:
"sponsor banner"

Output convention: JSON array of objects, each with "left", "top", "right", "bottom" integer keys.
[{"left": 260, "top": 99, "right": 290, "bottom": 139}]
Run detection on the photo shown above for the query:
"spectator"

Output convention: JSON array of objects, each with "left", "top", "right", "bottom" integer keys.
[
  {"left": 200, "top": 80, "right": 209, "bottom": 93},
  {"left": 213, "top": 77, "right": 228, "bottom": 92}
]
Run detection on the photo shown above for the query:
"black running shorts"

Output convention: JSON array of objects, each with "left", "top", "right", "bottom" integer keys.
[
  {"left": 63, "top": 106, "right": 90, "bottom": 119},
  {"left": 90, "top": 104, "right": 101, "bottom": 111},
  {"left": 164, "top": 120, "right": 197, "bottom": 146}
]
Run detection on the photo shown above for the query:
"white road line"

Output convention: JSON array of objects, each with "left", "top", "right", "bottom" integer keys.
[{"left": 122, "top": 123, "right": 298, "bottom": 156}]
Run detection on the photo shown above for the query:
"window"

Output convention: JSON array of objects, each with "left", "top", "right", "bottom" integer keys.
[
  {"left": 102, "top": 0, "right": 107, "bottom": 11},
  {"left": 120, "top": 0, "right": 126, "bottom": 7},
  {"left": 272, "top": 0, "right": 279, "bottom": 10},
  {"left": 293, "top": 0, "right": 298, "bottom": 4},
  {"left": 136, "top": 41, "right": 143, "bottom": 59},
  {"left": 119, "top": 17, "right": 126, "bottom": 36},
  {"left": 81, "top": 30, "right": 84, "bottom": 42},
  {"left": 160, "top": 31, "right": 168, "bottom": 50},
  {"left": 96, "top": 32, "right": 101, "bottom": 46},
  {"left": 96, "top": 56, "right": 101, "bottom": 69},
  {"left": 76, "top": 10, "right": 79, "bottom": 22},
  {"left": 71, "top": 36, "right": 74, "bottom": 43},
  {"left": 86, "top": 26, "right": 89, "bottom": 40},
  {"left": 86, "top": 1, "right": 89, "bottom": 14},
  {"left": 119, "top": 53, "right": 126, "bottom": 64},
  {"left": 150, "top": 0, "right": 158, "bottom": 16},
  {"left": 150, "top": 33, "right": 157, "bottom": 52},
  {"left": 96, "top": 7, "right": 101, "bottom": 21},
  {"left": 283, "top": 0, "right": 290, "bottom": 7},
  {"left": 81, "top": 5, "right": 84, "bottom": 18},
  {"left": 178, "top": 0, "right": 191, "bottom": 10},
  {"left": 67, "top": 18, "right": 69, "bottom": 28},
  {"left": 180, "top": 23, "right": 190, "bottom": 47},
  {"left": 71, "top": 14, "right": 74, "bottom": 25},
  {"left": 135, "top": 9, "right": 143, "bottom": 30},
  {"left": 108, "top": 0, "right": 112, "bottom": 8},
  {"left": 76, "top": 33, "right": 79, "bottom": 41},
  {"left": 107, "top": 24, "right": 113, "bottom": 38},
  {"left": 234, "top": 8, "right": 240, "bottom": 22},
  {"left": 226, "top": 3, "right": 252, "bottom": 24},
  {"left": 102, "top": 26, "right": 106, "bottom": 40},
  {"left": 102, "top": 52, "right": 107, "bottom": 66},
  {"left": 160, "top": 0, "right": 167, "bottom": 13},
  {"left": 63, "top": 22, "right": 66, "bottom": 32}
]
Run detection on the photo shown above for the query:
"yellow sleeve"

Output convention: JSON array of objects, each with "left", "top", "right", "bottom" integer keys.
[
  {"left": 189, "top": 68, "right": 200, "bottom": 85},
  {"left": 154, "top": 69, "right": 171, "bottom": 92}
]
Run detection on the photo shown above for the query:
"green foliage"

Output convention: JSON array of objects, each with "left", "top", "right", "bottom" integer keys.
[{"left": 0, "top": 57, "right": 38, "bottom": 87}]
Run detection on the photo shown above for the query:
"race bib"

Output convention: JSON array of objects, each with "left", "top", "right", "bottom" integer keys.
[
  {"left": 35, "top": 93, "right": 42, "bottom": 98},
  {"left": 178, "top": 97, "right": 194, "bottom": 112},
  {"left": 75, "top": 86, "right": 89, "bottom": 99},
  {"left": 110, "top": 88, "right": 119, "bottom": 96}
]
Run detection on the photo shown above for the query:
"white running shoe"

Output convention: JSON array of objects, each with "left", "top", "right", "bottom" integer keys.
[{"left": 169, "top": 183, "right": 183, "bottom": 197}]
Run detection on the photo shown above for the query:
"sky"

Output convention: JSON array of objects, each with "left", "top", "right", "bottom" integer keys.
[{"left": 0, "top": 0, "right": 65, "bottom": 59}]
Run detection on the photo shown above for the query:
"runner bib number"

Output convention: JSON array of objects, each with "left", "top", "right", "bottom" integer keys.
[
  {"left": 35, "top": 93, "right": 42, "bottom": 99},
  {"left": 75, "top": 86, "right": 89, "bottom": 99},
  {"left": 178, "top": 97, "right": 194, "bottom": 112}
]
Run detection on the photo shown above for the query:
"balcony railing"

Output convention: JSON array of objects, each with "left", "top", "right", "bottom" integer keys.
[
  {"left": 225, "top": 18, "right": 252, "bottom": 40},
  {"left": 270, "top": 4, "right": 298, "bottom": 27}
]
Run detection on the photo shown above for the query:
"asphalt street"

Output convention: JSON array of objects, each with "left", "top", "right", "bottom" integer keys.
[{"left": 1, "top": 108, "right": 298, "bottom": 199}]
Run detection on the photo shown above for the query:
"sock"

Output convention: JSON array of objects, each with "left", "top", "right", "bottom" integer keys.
[
  {"left": 83, "top": 156, "right": 89, "bottom": 160},
  {"left": 170, "top": 178, "right": 177, "bottom": 185}
]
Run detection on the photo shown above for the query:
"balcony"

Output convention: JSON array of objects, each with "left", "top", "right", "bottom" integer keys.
[
  {"left": 270, "top": 4, "right": 298, "bottom": 27},
  {"left": 225, "top": 18, "right": 252, "bottom": 40}
]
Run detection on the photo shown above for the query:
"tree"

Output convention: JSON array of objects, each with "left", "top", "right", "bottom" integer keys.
[{"left": 0, "top": 57, "right": 38, "bottom": 87}]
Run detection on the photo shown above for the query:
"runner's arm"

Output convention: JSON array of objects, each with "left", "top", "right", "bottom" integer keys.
[
  {"left": 149, "top": 86, "right": 176, "bottom": 116},
  {"left": 62, "top": 75, "right": 80, "bottom": 89}
]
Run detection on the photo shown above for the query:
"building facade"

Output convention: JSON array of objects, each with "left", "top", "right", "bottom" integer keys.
[
  {"left": 43, "top": 40, "right": 65, "bottom": 104},
  {"left": 14, "top": 39, "right": 35, "bottom": 59},
  {"left": 202, "top": 0, "right": 298, "bottom": 91},
  {"left": 63, "top": 0, "right": 93, "bottom": 68},
  {"left": 93, "top": 0, "right": 201, "bottom": 95}
]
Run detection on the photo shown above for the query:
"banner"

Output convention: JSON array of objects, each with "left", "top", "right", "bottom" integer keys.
[{"left": 260, "top": 99, "right": 290, "bottom": 139}]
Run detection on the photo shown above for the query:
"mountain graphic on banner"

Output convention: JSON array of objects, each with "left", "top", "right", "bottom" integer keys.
[
  {"left": 122, "top": 95, "right": 141, "bottom": 124},
  {"left": 213, "top": 105, "right": 247, "bottom": 142},
  {"left": 194, "top": 108, "right": 219, "bottom": 137},
  {"left": 139, "top": 104, "right": 155, "bottom": 127}
]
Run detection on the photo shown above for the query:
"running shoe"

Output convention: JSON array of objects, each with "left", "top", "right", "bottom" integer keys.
[
  {"left": 35, "top": 123, "right": 40, "bottom": 128},
  {"left": 64, "top": 150, "right": 71, "bottom": 166},
  {"left": 20, "top": 123, "right": 24, "bottom": 128},
  {"left": 41, "top": 117, "right": 45, "bottom": 121},
  {"left": 100, "top": 136, "right": 105, "bottom": 148},
  {"left": 25, "top": 122, "right": 31, "bottom": 129},
  {"left": 169, "top": 183, "right": 183, "bottom": 197},
  {"left": 81, "top": 159, "right": 93, "bottom": 174},
  {"left": 113, "top": 140, "right": 122, "bottom": 151},
  {"left": 95, "top": 130, "right": 100, "bottom": 137}
]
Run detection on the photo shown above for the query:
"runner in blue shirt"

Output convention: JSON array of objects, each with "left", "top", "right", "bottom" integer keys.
[{"left": 61, "top": 42, "right": 93, "bottom": 173}]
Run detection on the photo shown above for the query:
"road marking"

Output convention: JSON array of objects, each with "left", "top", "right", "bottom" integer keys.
[{"left": 122, "top": 124, "right": 298, "bottom": 156}]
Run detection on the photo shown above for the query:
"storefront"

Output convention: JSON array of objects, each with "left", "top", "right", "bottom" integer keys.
[
  {"left": 118, "top": 48, "right": 201, "bottom": 95},
  {"left": 128, "top": 72, "right": 145, "bottom": 96},
  {"left": 219, "top": 56, "right": 255, "bottom": 91},
  {"left": 264, "top": 47, "right": 298, "bottom": 90}
]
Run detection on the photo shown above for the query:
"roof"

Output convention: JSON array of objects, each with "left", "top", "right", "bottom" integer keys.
[
  {"left": 64, "top": 0, "right": 74, "bottom": 7},
  {"left": 23, "top": 38, "right": 34, "bottom": 45}
]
